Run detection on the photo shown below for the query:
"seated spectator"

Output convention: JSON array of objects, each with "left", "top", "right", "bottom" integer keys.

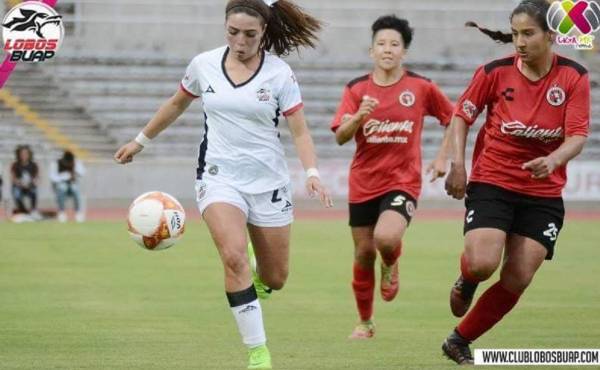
[
  {"left": 11, "top": 145, "right": 40, "bottom": 218},
  {"left": 50, "top": 150, "right": 86, "bottom": 222}
]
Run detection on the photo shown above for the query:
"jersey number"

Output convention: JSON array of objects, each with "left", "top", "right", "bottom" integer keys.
[{"left": 271, "top": 189, "right": 282, "bottom": 203}]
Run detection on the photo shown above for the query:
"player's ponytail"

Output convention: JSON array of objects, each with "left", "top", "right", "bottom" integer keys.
[
  {"left": 465, "top": 21, "right": 512, "bottom": 44},
  {"left": 226, "top": 0, "right": 322, "bottom": 56},
  {"left": 467, "top": 0, "right": 551, "bottom": 45}
]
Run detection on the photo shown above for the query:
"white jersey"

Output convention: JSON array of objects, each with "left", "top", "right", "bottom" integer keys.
[{"left": 181, "top": 46, "right": 303, "bottom": 194}]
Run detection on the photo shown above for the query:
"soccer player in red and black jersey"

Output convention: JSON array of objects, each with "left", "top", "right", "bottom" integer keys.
[
  {"left": 441, "top": 0, "right": 589, "bottom": 364},
  {"left": 331, "top": 15, "right": 454, "bottom": 339}
]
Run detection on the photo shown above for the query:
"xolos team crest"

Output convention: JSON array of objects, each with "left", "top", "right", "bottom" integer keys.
[{"left": 2, "top": 2, "right": 64, "bottom": 63}]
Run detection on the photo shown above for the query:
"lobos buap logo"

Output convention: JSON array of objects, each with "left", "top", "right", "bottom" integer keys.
[
  {"left": 547, "top": 0, "right": 600, "bottom": 49},
  {"left": 2, "top": 1, "right": 64, "bottom": 62}
]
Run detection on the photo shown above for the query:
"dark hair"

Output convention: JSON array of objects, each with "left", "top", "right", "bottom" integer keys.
[
  {"left": 467, "top": 0, "right": 551, "bottom": 44},
  {"left": 62, "top": 150, "right": 75, "bottom": 162},
  {"left": 371, "top": 15, "right": 413, "bottom": 49},
  {"left": 15, "top": 145, "right": 33, "bottom": 162},
  {"left": 225, "top": 0, "right": 322, "bottom": 56}
]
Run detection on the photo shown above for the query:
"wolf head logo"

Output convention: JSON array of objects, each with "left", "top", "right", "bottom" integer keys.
[{"left": 2, "top": 8, "right": 62, "bottom": 39}]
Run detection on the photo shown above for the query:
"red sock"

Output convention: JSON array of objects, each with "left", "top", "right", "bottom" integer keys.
[
  {"left": 352, "top": 263, "right": 375, "bottom": 321},
  {"left": 460, "top": 253, "right": 482, "bottom": 283},
  {"left": 457, "top": 281, "right": 521, "bottom": 341},
  {"left": 381, "top": 241, "right": 402, "bottom": 267}
]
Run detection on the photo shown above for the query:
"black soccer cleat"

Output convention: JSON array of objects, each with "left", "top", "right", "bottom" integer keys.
[
  {"left": 442, "top": 330, "right": 474, "bottom": 365},
  {"left": 450, "top": 276, "right": 478, "bottom": 317}
]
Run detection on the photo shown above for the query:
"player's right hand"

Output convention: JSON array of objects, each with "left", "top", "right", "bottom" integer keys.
[
  {"left": 114, "top": 141, "right": 143, "bottom": 164},
  {"left": 355, "top": 95, "right": 380, "bottom": 121},
  {"left": 444, "top": 162, "right": 467, "bottom": 200}
]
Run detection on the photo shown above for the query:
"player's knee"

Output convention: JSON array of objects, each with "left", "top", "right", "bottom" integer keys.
[
  {"left": 373, "top": 231, "right": 401, "bottom": 251},
  {"left": 262, "top": 269, "right": 288, "bottom": 290},
  {"left": 464, "top": 252, "right": 498, "bottom": 280},
  {"left": 354, "top": 247, "right": 376, "bottom": 265},
  {"left": 220, "top": 248, "right": 249, "bottom": 276}
]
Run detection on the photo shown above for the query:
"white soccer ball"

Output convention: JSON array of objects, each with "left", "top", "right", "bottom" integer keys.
[{"left": 127, "top": 191, "right": 186, "bottom": 251}]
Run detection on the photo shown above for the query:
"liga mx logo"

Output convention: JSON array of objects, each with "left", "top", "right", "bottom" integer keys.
[
  {"left": 547, "top": 0, "right": 600, "bottom": 49},
  {"left": 2, "top": 1, "right": 64, "bottom": 63}
]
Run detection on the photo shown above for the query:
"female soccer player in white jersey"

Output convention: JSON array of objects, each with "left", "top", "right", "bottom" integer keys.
[{"left": 115, "top": 1, "right": 331, "bottom": 368}]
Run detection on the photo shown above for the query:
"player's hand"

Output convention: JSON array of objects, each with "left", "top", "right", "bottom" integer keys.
[
  {"left": 522, "top": 156, "right": 558, "bottom": 179},
  {"left": 354, "top": 95, "right": 380, "bottom": 121},
  {"left": 444, "top": 162, "right": 467, "bottom": 200},
  {"left": 426, "top": 156, "right": 448, "bottom": 183},
  {"left": 114, "top": 141, "right": 143, "bottom": 164},
  {"left": 306, "top": 176, "right": 333, "bottom": 208}
]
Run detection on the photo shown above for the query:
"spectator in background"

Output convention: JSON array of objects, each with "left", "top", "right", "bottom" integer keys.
[
  {"left": 50, "top": 150, "right": 85, "bottom": 222},
  {"left": 11, "top": 145, "right": 40, "bottom": 217}
]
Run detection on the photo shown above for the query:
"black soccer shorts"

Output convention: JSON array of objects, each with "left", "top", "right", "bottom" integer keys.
[
  {"left": 349, "top": 190, "right": 417, "bottom": 227},
  {"left": 463, "top": 182, "right": 565, "bottom": 260}
]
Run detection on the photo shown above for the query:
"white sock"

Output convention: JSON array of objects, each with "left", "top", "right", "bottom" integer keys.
[{"left": 227, "top": 286, "right": 266, "bottom": 348}]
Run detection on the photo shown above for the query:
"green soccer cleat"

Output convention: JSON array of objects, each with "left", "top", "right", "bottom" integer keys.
[
  {"left": 248, "top": 344, "right": 272, "bottom": 369},
  {"left": 248, "top": 242, "right": 272, "bottom": 300}
]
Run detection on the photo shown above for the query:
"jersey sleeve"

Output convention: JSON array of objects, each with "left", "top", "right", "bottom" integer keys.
[
  {"left": 180, "top": 57, "right": 202, "bottom": 98},
  {"left": 426, "top": 82, "right": 454, "bottom": 126},
  {"left": 278, "top": 66, "right": 303, "bottom": 117},
  {"left": 453, "top": 66, "right": 493, "bottom": 126},
  {"left": 330, "top": 86, "right": 360, "bottom": 133},
  {"left": 564, "top": 73, "right": 590, "bottom": 137}
]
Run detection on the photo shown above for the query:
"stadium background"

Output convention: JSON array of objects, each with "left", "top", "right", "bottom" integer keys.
[
  {"left": 0, "top": 0, "right": 599, "bottom": 210},
  {"left": 1, "top": 1, "right": 599, "bottom": 369}
]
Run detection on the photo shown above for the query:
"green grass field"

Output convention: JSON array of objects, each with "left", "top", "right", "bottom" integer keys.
[{"left": 0, "top": 219, "right": 599, "bottom": 369}]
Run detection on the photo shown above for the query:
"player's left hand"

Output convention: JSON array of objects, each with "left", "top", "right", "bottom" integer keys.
[
  {"left": 522, "top": 156, "right": 559, "bottom": 179},
  {"left": 306, "top": 177, "right": 333, "bottom": 208},
  {"left": 426, "top": 156, "right": 447, "bottom": 183}
]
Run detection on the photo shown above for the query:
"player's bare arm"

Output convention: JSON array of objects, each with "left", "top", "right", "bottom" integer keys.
[
  {"left": 427, "top": 124, "right": 453, "bottom": 183},
  {"left": 523, "top": 135, "right": 587, "bottom": 179},
  {"left": 287, "top": 108, "right": 333, "bottom": 208},
  {"left": 335, "top": 95, "right": 380, "bottom": 145},
  {"left": 445, "top": 116, "right": 469, "bottom": 199}
]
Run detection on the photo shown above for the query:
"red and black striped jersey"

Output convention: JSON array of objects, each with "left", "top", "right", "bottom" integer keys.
[
  {"left": 454, "top": 54, "right": 590, "bottom": 197},
  {"left": 331, "top": 71, "right": 453, "bottom": 202}
]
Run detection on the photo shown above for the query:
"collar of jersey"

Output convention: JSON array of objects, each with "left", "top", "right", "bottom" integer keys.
[{"left": 221, "top": 47, "right": 266, "bottom": 88}]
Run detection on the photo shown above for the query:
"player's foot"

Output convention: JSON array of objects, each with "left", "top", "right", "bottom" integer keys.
[
  {"left": 247, "top": 344, "right": 272, "bottom": 369},
  {"left": 380, "top": 259, "right": 399, "bottom": 301},
  {"left": 57, "top": 211, "right": 67, "bottom": 223},
  {"left": 75, "top": 211, "right": 85, "bottom": 223},
  {"left": 348, "top": 320, "right": 375, "bottom": 339},
  {"left": 248, "top": 243, "right": 272, "bottom": 300},
  {"left": 450, "top": 276, "right": 478, "bottom": 317},
  {"left": 442, "top": 330, "right": 474, "bottom": 365}
]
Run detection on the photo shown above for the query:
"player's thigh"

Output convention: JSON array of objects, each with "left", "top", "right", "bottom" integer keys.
[
  {"left": 203, "top": 203, "right": 248, "bottom": 263},
  {"left": 196, "top": 179, "right": 249, "bottom": 264},
  {"left": 374, "top": 191, "right": 415, "bottom": 245},
  {"left": 464, "top": 228, "right": 506, "bottom": 274},
  {"left": 463, "top": 182, "right": 515, "bottom": 271},
  {"left": 244, "top": 184, "right": 293, "bottom": 282},
  {"left": 511, "top": 194, "right": 564, "bottom": 261},
  {"left": 247, "top": 223, "right": 291, "bottom": 282},
  {"left": 501, "top": 234, "right": 547, "bottom": 293}
]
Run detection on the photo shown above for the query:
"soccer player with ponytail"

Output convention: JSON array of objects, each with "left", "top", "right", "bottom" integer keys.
[
  {"left": 441, "top": 0, "right": 589, "bottom": 364},
  {"left": 115, "top": 1, "right": 331, "bottom": 368}
]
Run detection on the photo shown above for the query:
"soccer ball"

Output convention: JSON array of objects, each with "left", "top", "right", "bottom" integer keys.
[{"left": 127, "top": 191, "right": 186, "bottom": 250}]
